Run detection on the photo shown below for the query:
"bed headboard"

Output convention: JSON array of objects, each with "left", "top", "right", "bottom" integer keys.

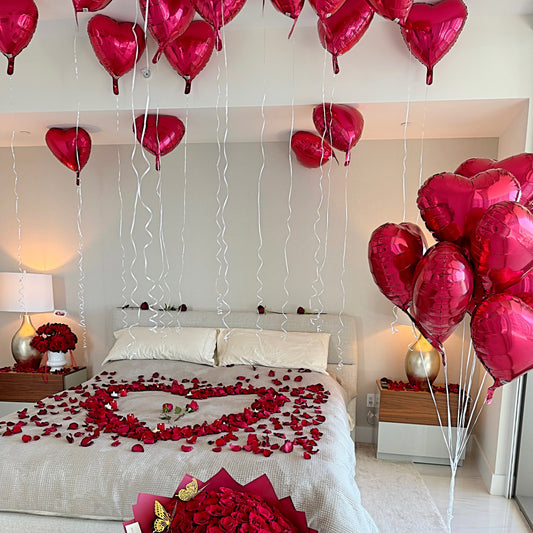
[{"left": 111, "top": 309, "right": 358, "bottom": 411}]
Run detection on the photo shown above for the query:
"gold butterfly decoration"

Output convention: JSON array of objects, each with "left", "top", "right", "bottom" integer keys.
[
  {"left": 177, "top": 478, "right": 198, "bottom": 502},
  {"left": 152, "top": 500, "right": 171, "bottom": 533}
]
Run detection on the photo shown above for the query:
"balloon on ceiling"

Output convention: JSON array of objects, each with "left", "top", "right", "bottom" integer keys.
[
  {"left": 313, "top": 103, "right": 364, "bottom": 166},
  {"left": 290, "top": 131, "right": 336, "bottom": 168},
  {"left": 368, "top": 151, "right": 533, "bottom": 401},
  {"left": 134, "top": 114, "right": 186, "bottom": 171},
  {"left": 0, "top": 0, "right": 38, "bottom": 75},
  {"left": 270, "top": 0, "right": 305, "bottom": 39},
  {"left": 317, "top": 0, "right": 374, "bottom": 75},
  {"left": 191, "top": 0, "right": 247, "bottom": 52},
  {"left": 163, "top": 20, "right": 215, "bottom": 94},
  {"left": 139, "top": 0, "right": 196, "bottom": 64},
  {"left": 400, "top": 0, "right": 468, "bottom": 85},
  {"left": 87, "top": 15, "right": 146, "bottom": 95},
  {"left": 45, "top": 127, "right": 92, "bottom": 186}
]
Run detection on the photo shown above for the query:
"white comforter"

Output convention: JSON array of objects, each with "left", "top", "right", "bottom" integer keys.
[{"left": 0, "top": 360, "right": 377, "bottom": 532}]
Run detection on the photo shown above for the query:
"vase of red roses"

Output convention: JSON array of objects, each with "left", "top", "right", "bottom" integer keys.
[{"left": 30, "top": 323, "right": 77, "bottom": 372}]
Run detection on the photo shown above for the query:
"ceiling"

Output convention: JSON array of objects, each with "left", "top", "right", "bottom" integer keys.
[{"left": 0, "top": 0, "right": 530, "bottom": 147}]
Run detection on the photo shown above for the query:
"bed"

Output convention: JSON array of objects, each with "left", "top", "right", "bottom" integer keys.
[{"left": 0, "top": 310, "right": 377, "bottom": 532}]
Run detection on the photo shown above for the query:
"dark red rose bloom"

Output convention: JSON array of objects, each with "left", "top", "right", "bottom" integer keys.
[
  {"left": 257, "top": 305, "right": 265, "bottom": 314},
  {"left": 296, "top": 306, "right": 305, "bottom": 314},
  {"left": 179, "top": 304, "right": 187, "bottom": 312},
  {"left": 30, "top": 323, "right": 77, "bottom": 353},
  {"left": 140, "top": 302, "right": 149, "bottom": 310}
]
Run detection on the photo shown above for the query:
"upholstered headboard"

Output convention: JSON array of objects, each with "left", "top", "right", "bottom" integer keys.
[{"left": 111, "top": 308, "right": 358, "bottom": 435}]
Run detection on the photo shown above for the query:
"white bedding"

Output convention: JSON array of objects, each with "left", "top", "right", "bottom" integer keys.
[{"left": 0, "top": 360, "right": 377, "bottom": 532}]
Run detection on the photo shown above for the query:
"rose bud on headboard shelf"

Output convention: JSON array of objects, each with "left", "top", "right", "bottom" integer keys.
[
  {"left": 179, "top": 304, "right": 187, "bottom": 312},
  {"left": 257, "top": 305, "right": 265, "bottom": 314},
  {"left": 140, "top": 302, "right": 149, "bottom": 310},
  {"left": 297, "top": 306, "right": 305, "bottom": 314}
]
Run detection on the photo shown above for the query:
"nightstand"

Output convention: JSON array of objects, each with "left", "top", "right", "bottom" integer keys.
[
  {"left": 0, "top": 367, "right": 88, "bottom": 418},
  {"left": 376, "top": 379, "right": 470, "bottom": 465}
]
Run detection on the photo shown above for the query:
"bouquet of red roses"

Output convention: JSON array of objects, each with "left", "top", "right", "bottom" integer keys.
[{"left": 30, "top": 323, "right": 78, "bottom": 354}]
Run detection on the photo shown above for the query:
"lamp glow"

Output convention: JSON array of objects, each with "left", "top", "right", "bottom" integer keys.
[{"left": 0, "top": 272, "right": 54, "bottom": 368}]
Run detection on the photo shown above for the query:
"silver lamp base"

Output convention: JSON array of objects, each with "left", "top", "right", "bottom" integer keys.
[{"left": 11, "top": 314, "right": 42, "bottom": 369}]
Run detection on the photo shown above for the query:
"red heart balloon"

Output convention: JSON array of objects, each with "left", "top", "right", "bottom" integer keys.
[
  {"left": 191, "top": 0, "right": 247, "bottom": 51},
  {"left": 291, "top": 131, "right": 336, "bottom": 168},
  {"left": 317, "top": 0, "right": 374, "bottom": 75},
  {"left": 400, "top": 0, "right": 467, "bottom": 85},
  {"left": 0, "top": 0, "right": 38, "bottom": 75},
  {"left": 87, "top": 15, "right": 146, "bottom": 95},
  {"left": 411, "top": 242, "right": 474, "bottom": 351},
  {"left": 366, "top": 0, "right": 412, "bottom": 24},
  {"left": 455, "top": 153, "right": 533, "bottom": 208},
  {"left": 471, "top": 294, "right": 533, "bottom": 402},
  {"left": 368, "top": 222, "right": 427, "bottom": 312},
  {"left": 308, "top": 0, "right": 345, "bottom": 20},
  {"left": 312, "top": 103, "right": 364, "bottom": 166},
  {"left": 45, "top": 127, "right": 92, "bottom": 186},
  {"left": 270, "top": 0, "right": 305, "bottom": 38},
  {"left": 417, "top": 169, "right": 521, "bottom": 247},
  {"left": 72, "top": 0, "right": 113, "bottom": 16},
  {"left": 471, "top": 201, "right": 533, "bottom": 294},
  {"left": 163, "top": 20, "right": 215, "bottom": 94},
  {"left": 134, "top": 114, "right": 185, "bottom": 171},
  {"left": 139, "top": 0, "right": 195, "bottom": 63}
]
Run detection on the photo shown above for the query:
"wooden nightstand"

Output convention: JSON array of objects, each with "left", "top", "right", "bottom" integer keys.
[
  {"left": 0, "top": 367, "right": 88, "bottom": 417},
  {"left": 376, "top": 379, "right": 470, "bottom": 465}
]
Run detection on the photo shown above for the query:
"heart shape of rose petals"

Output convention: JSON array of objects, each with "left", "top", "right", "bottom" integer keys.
[
  {"left": 368, "top": 222, "right": 426, "bottom": 311},
  {"left": 455, "top": 153, "right": 533, "bottom": 208},
  {"left": 471, "top": 294, "right": 533, "bottom": 401},
  {"left": 471, "top": 201, "right": 533, "bottom": 294},
  {"left": 400, "top": 0, "right": 467, "bottom": 84},
  {"left": 417, "top": 169, "right": 520, "bottom": 247}
]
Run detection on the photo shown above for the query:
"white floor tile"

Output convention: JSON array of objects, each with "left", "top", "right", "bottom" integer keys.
[{"left": 414, "top": 456, "right": 531, "bottom": 532}]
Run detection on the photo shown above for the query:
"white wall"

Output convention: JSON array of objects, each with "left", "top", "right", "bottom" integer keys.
[{"left": 0, "top": 136, "right": 497, "bottom": 438}]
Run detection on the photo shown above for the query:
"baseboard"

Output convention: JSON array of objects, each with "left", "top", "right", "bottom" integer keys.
[
  {"left": 355, "top": 425, "right": 376, "bottom": 444},
  {"left": 471, "top": 435, "right": 507, "bottom": 496}
]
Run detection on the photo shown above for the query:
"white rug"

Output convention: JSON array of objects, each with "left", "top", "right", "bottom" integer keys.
[{"left": 356, "top": 443, "right": 447, "bottom": 533}]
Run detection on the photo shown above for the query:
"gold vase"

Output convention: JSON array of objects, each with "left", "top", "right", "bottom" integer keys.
[
  {"left": 11, "top": 313, "right": 42, "bottom": 369},
  {"left": 405, "top": 334, "right": 440, "bottom": 390}
]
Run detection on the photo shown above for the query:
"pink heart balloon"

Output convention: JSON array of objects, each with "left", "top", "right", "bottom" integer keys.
[
  {"left": 411, "top": 241, "right": 474, "bottom": 351},
  {"left": 139, "top": 0, "right": 195, "bottom": 63},
  {"left": 471, "top": 294, "right": 533, "bottom": 402},
  {"left": 317, "top": 0, "right": 374, "bottom": 75},
  {"left": 0, "top": 0, "right": 38, "bottom": 75},
  {"left": 312, "top": 103, "right": 364, "bottom": 166},
  {"left": 87, "top": 15, "right": 146, "bottom": 95},
  {"left": 471, "top": 201, "right": 533, "bottom": 294},
  {"left": 163, "top": 20, "right": 215, "bottom": 94},
  {"left": 455, "top": 153, "right": 533, "bottom": 208},
  {"left": 368, "top": 222, "right": 427, "bottom": 312},
  {"left": 417, "top": 169, "right": 521, "bottom": 247},
  {"left": 291, "top": 131, "right": 336, "bottom": 168},
  {"left": 191, "top": 0, "right": 247, "bottom": 51},
  {"left": 270, "top": 0, "right": 305, "bottom": 38},
  {"left": 45, "top": 127, "right": 92, "bottom": 186},
  {"left": 134, "top": 114, "right": 185, "bottom": 171},
  {"left": 308, "top": 0, "right": 345, "bottom": 20},
  {"left": 400, "top": 0, "right": 467, "bottom": 85},
  {"left": 366, "top": 0, "right": 412, "bottom": 24}
]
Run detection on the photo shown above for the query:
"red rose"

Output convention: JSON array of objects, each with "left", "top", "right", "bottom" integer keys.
[
  {"left": 140, "top": 302, "right": 149, "bottom": 310},
  {"left": 297, "top": 306, "right": 305, "bottom": 314},
  {"left": 257, "top": 305, "right": 265, "bottom": 314},
  {"left": 193, "top": 510, "right": 211, "bottom": 525},
  {"left": 219, "top": 516, "right": 238, "bottom": 532},
  {"left": 180, "top": 304, "right": 187, "bottom": 312}
]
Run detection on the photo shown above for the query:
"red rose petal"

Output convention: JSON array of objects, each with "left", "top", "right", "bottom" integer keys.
[
  {"left": 132, "top": 444, "right": 144, "bottom": 452},
  {"left": 212, "top": 447, "right": 222, "bottom": 452},
  {"left": 111, "top": 441, "right": 121, "bottom": 447},
  {"left": 181, "top": 445, "right": 193, "bottom": 452},
  {"left": 80, "top": 437, "right": 94, "bottom": 447},
  {"left": 21, "top": 435, "right": 31, "bottom": 443}
]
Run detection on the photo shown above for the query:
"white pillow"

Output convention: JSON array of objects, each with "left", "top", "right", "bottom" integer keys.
[
  {"left": 102, "top": 326, "right": 217, "bottom": 366},
  {"left": 216, "top": 328, "right": 330, "bottom": 373}
]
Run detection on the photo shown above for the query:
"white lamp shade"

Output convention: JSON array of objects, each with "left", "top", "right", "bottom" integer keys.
[{"left": 0, "top": 272, "right": 54, "bottom": 313}]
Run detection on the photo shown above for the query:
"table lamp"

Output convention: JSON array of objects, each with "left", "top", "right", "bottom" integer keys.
[
  {"left": 404, "top": 331, "right": 440, "bottom": 390},
  {"left": 0, "top": 272, "right": 54, "bottom": 368}
]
